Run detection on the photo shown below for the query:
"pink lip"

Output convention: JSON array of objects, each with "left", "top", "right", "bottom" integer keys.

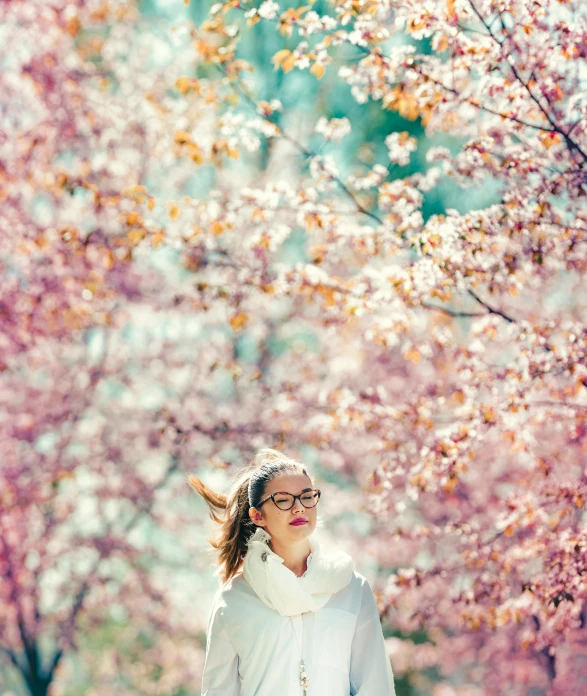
[{"left": 289, "top": 518, "right": 308, "bottom": 526}]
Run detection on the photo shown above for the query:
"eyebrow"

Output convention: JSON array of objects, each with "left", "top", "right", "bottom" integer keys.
[{"left": 273, "top": 488, "right": 313, "bottom": 494}]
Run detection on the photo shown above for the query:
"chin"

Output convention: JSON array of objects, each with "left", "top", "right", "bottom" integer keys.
[{"left": 289, "top": 523, "right": 313, "bottom": 536}]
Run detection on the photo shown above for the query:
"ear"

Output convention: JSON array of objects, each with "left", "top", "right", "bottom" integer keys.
[{"left": 249, "top": 506, "right": 265, "bottom": 527}]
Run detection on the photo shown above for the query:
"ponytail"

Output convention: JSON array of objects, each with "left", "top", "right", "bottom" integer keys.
[{"left": 187, "top": 448, "right": 309, "bottom": 583}]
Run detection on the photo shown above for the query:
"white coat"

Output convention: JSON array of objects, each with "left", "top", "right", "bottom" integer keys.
[{"left": 201, "top": 569, "right": 396, "bottom": 696}]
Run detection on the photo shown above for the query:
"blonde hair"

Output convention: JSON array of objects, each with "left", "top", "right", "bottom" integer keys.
[{"left": 187, "top": 448, "right": 311, "bottom": 583}]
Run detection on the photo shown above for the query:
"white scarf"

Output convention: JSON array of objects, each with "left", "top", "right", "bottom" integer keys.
[{"left": 242, "top": 526, "right": 354, "bottom": 616}]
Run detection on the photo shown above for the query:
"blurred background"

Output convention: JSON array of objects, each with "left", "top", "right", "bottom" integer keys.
[{"left": 0, "top": 0, "right": 543, "bottom": 694}]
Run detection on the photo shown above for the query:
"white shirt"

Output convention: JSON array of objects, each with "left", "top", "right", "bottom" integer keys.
[{"left": 201, "top": 569, "right": 396, "bottom": 696}]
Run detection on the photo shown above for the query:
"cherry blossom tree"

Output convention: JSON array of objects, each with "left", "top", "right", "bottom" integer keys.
[
  {"left": 140, "top": 0, "right": 587, "bottom": 692},
  {"left": 0, "top": 2, "right": 217, "bottom": 694},
  {"left": 0, "top": 0, "right": 190, "bottom": 360},
  {"left": 4, "top": 0, "right": 587, "bottom": 692}
]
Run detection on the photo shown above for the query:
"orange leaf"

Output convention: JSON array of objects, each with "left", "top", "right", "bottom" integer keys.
[
  {"left": 442, "top": 476, "right": 458, "bottom": 494},
  {"left": 168, "top": 204, "right": 180, "bottom": 220},
  {"left": 552, "top": 85, "right": 564, "bottom": 102},
  {"left": 310, "top": 63, "right": 326, "bottom": 79},
  {"left": 66, "top": 17, "right": 81, "bottom": 37},
  {"left": 125, "top": 211, "right": 142, "bottom": 226},
  {"left": 229, "top": 312, "right": 249, "bottom": 331},
  {"left": 539, "top": 131, "right": 561, "bottom": 149}
]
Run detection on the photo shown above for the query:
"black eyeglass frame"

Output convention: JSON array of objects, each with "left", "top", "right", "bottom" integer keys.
[{"left": 256, "top": 489, "right": 321, "bottom": 511}]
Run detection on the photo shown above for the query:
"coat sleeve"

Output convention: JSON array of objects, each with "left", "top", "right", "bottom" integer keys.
[
  {"left": 349, "top": 577, "right": 397, "bottom": 696},
  {"left": 201, "top": 596, "right": 241, "bottom": 696}
]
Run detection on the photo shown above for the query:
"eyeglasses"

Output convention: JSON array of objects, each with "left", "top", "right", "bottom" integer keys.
[{"left": 256, "top": 489, "right": 321, "bottom": 511}]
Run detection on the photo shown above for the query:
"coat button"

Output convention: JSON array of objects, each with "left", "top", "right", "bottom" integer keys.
[{"left": 261, "top": 552, "right": 268, "bottom": 562}]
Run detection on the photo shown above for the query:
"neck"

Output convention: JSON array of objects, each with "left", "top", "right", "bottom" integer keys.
[{"left": 269, "top": 536, "right": 311, "bottom": 577}]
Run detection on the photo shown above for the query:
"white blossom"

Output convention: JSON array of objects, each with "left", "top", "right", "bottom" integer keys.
[
  {"left": 258, "top": 1, "right": 279, "bottom": 20},
  {"left": 385, "top": 131, "right": 418, "bottom": 166},
  {"left": 314, "top": 116, "right": 351, "bottom": 143}
]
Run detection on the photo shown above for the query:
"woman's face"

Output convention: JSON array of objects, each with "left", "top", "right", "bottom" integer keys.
[{"left": 249, "top": 473, "right": 318, "bottom": 546}]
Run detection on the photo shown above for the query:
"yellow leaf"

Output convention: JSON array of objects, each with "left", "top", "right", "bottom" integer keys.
[
  {"left": 152, "top": 231, "right": 165, "bottom": 248},
  {"left": 251, "top": 207, "right": 266, "bottom": 223},
  {"left": 176, "top": 77, "right": 200, "bottom": 94},
  {"left": 318, "top": 285, "right": 336, "bottom": 307},
  {"left": 258, "top": 234, "right": 270, "bottom": 249},
  {"left": 437, "top": 34, "right": 450, "bottom": 52},
  {"left": 272, "top": 49, "right": 292, "bottom": 70},
  {"left": 229, "top": 312, "right": 249, "bottom": 331},
  {"left": 169, "top": 204, "right": 180, "bottom": 220},
  {"left": 310, "top": 244, "right": 327, "bottom": 263},
  {"left": 407, "top": 18, "right": 428, "bottom": 33},
  {"left": 399, "top": 95, "right": 419, "bottom": 120},
  {"left": 175, "top": 130, "right": 192, "bottom": 145},
  {"left": 281, "top": 53, "right": 296, "bottom": 73},
  {"left": 188, "top": 143, "right": 204, "bottom": 164},
  {"left": 122, "top": 184, "right": 147, "bottom": 200},
  {"left": 310, "top": 62, "right": 326, "bottom": 79},
  {"left": 210, "top": 220, "right": 225, "bottom": 235},
  {"left": 103, "top": 249, "right": 116, "bottom": 270},
  {"left": 128, "top": 229, "right": 146, "bottom": 245},
  {"left": 482, "top": 406, "right": 496, "bottom": 423},
  {"left": 451, "top": 389, "right": 466, "bottom": 404},
  {"left": 403, "top": 347, "right": 421, "bottom": 364}
]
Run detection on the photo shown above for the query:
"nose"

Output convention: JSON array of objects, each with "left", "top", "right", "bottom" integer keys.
[{"left": 291, "top": 497, "right": 304, "bottom": 514}]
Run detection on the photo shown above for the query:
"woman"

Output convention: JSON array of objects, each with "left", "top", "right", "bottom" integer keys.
[{"left": 189, "top": 447, "right": 396, "bottom": 696}]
